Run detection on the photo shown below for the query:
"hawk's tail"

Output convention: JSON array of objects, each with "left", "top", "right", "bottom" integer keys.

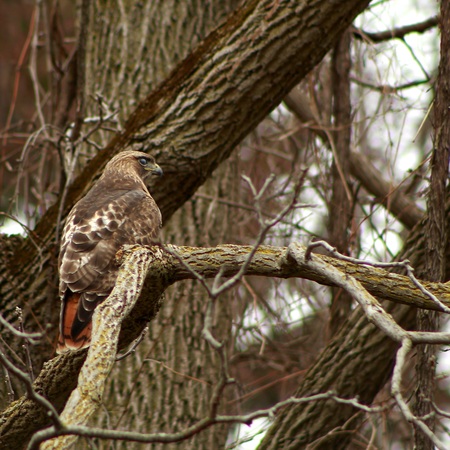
[{"left": 56, "top": 293, "right": 92, "bottom": 353}]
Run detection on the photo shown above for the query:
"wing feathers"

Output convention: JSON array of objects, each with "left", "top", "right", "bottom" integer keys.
[{"left": 58, "top": 171, "right": 162, "bottom": 353}]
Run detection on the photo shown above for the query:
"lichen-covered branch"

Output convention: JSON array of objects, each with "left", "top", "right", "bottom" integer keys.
[
  {"left": 166, "top": 244, "right": 450, "bottom": 311},
  {"left": 38, "top": 247, "right": 159, "bottom": 450},
  {"left": 2, "top": 240, "right": 450, "bottom": 449}
]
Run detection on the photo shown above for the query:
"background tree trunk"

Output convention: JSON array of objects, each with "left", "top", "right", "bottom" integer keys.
[
  {"left": 413, "top": 2, "right": 450, "bottom": 448},
  {"left": 328, "top": 31, "right": 354, "bottom": 337}
]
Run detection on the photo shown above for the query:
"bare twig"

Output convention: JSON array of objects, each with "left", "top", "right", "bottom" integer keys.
[
  {"left": 211, "top": 172, "right": 306, "bottom": 298},
  {"left": 305, "top": 240, "right": 450, "bottom": 314},
  {"left": 3, "top": 7, "right": 36, "bottom": 146},
  {"left": 2, "top": 365, "right": 15, "bottom": 404},
  {"left": 353, "top": 16, "right": 439, "bottom": 43},
  {"left": 391, "top": 339, "right": 447, "bottom": 450},
  {"left": 27, "top": 390, "right": 388, "bottom": 449},
  {"left": 116, "top": 326, "right": 148, "bottom": 361},
  {"left": 15, "top": 308, "right": 35, "bottom": 382},
  {"left": 0, "top": 350, "right": 63, "bottom": 430},
  {"left": 28, "top": 1, "right": 48, "bottom": 138},
  {"left": 0, "top": 311, "right": 42, "bottom": 344}
]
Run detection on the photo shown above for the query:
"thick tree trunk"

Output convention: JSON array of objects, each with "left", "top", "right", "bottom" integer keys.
[{"left": 413, "top": 2, "right": 450, "bottom": 448}]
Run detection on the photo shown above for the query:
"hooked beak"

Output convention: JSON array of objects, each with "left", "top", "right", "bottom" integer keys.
[{"left": 148, "top": 163, "right": 163, "bottom": 177}]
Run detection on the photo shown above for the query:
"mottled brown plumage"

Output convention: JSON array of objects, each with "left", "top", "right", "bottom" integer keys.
[{"left": 57, "top": 151, "right": 162, "bottom": 353}]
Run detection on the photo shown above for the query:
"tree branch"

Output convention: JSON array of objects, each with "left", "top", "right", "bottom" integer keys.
[
  {"left": 40, "top": 247, "right": 159, "bottom": 450},
  {"left": 353, "top": 16, "right": 439, "bottom": 43},
  {"left": 27, "top": 391, "right": 385, "bottom": 449},
  {"left": 168, "top": 244, "right": 450, "bottom": 311}
]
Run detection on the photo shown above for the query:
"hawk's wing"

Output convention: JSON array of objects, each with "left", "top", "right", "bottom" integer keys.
[{"left": 58, "top": 188, "right": 161, "bottom": 351}]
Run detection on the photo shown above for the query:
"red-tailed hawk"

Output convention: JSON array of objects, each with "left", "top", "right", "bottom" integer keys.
[{"left": 57, "top": 151, "right": 162, "bottom": 353}]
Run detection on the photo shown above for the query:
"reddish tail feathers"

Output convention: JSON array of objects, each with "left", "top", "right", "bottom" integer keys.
[{"left": 57, "top": 293, "right": 92, "bottom": 353}]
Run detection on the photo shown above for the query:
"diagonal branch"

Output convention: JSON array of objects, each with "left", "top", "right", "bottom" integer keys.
[
  {"left": 40, "top": 246, "right": 159, "bottom": 450},
  {"left": 1, "top": 0, "right": 372, "bottom": 325}
]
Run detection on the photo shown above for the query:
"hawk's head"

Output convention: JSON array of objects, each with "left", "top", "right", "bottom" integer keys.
[{"left": 103, "top": 151, "right": 163, "bottom": 182}]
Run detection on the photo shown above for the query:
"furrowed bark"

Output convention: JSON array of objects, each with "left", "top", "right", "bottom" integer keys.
[{"left": 413, "top": 2, "right": 450, "bottom": 448}]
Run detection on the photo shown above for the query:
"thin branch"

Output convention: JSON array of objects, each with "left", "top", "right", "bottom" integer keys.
[
  {"left": 15, "top": 308, "right": 35, "bottom": 381},
  {"left": 350, "top": 76, "right": 431, "bottom": 94},
  {"left": 353, "top": 16, "right": 439, "bottom": 43},
  {"left": 27, "top": 390, "right": 388, "bottom": 449},
  {"left": 2, "top": 364, "right": 15, "bottom": 404},
  {"left": 404, "top": 265, "right": 450, "bottom": 314},
  {"left": 391, "top": 339, "right": 447, "bottom": 450},
  {"left": 305, "top": 240, "right": 450, "bottom": 314},
  {"left": 2, "top": 6, "right": 36, "bottom": 145},
  {"left": 0, "top": 350, "right": 63, "bottom": 430},
  {"left": 290, "top": 243, "right": 450, "bottom": 345},
  {"left": 116, "top": 326, "right": 148, "bottom": 361},
  {"left": 28, "top": 1, "right": 48, "bottom": 138},
  {"left": 200, "top": 172, "right": 306, "bottom": 421},
  {"left": 0, "top": 311, "right": 43, "bottom": 344},
  {"left": 211, "top": 172, "right": 305, "bottom": 298}
]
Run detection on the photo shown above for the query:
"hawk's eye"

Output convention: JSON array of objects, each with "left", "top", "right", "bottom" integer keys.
[{"left": 138, "top": 157, "right": 148, "bottom": 166}]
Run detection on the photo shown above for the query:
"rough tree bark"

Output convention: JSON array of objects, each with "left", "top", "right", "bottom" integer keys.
[
  {"left": 413, "top": 2, "right": 450, "bottom": 448},
  {"left": 0, "top": 0, "right": 372, "bottom": 331}
]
